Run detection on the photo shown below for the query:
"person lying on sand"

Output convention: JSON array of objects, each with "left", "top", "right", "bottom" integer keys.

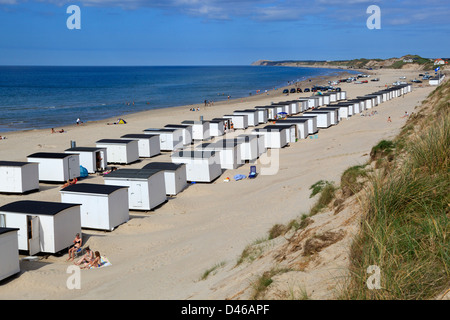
[{"left": 61, "top": 178, "right": 78, "bottom": 188}]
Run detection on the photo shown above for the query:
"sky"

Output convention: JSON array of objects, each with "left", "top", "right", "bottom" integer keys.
[{"left": 0, "top": 0, "right": 449, "bottom": 66}]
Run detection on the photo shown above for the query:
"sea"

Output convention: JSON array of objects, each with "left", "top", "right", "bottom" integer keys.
[{"left": 0, "top": 65, "right": 356, "bottom": 133}]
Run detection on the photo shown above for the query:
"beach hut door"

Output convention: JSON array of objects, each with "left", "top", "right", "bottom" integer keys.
[
  {"left": 27, "top": 215, "right": 40, "bottom": 255},
  {"left": 130, "top": 182, "right": 143, "bottom": 208}
]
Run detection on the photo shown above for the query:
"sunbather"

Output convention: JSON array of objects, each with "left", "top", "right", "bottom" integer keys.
[
  {"left": 66, "top": 233, "right": 82, "bottom": 261},
  {"left": 81, "top": 251, "right": 102, "bottom": 269},
  {"left": 74, "top": 246, "right": 93, "bottom": 266}
]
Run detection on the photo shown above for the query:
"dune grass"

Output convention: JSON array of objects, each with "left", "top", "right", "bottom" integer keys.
[{"left": 343, "top": 83, "right": 450, "bottom": 300}]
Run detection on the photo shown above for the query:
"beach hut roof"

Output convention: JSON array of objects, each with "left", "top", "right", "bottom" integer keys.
[
  {"left": 65, "top": 147, "right": 105, "bottom": 152},
  {"left": 142, "top": 162, "right": 185, "bottom": 171},
  {"left": 181, "top": 120, "right": 209, "bottom": 124},
  {"left": 27, "top": 152, "right": 77, "bottom": 159},
  {"left": 0, "top": 200, "right": 80, "bottom": 216},
  {"left": 164, "top": 124, "right": 192, "bottom": 128},
  {"left": 143, "top": 128, "right": 178, "bottom": 132},
  {"left": 276, "top": 118, "right": 309, "bottom": 123},
  {"left": 0, "top": 227, "right": 20, "bottom": 236},
  {"left": 96, "top": 139, "right": 135, "bottom": 144},
  {"left": 0, "top": 160, "right": 33, "bottom": 167},
  {"left": 104, "top": 168, "right": 163, "bottom": 179},
  {"left": 60, "top": 183, "right": 127, "bottom": 195},
  {"left": 212, "top": 139, "right": 240, "bottom": 148},
  {"left": 121, "top": 134, "right": 158, "bottom": 139}
]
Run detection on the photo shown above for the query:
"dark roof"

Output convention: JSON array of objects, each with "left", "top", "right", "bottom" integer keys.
[
  {"left": 263, "top": 125, "right": 292, "bottom": 130},
  {"left": 60, "top": 183, "right": 127, "bottom": 195},
  {"left": 0, "top": 161, "right": 34, "bottom": 167},
  {"left": 121, "top": 134, "right": 158, "bottom": 139},
  {"left": 65, "top": 147, "right": 105, "bottom": 152},
  {"left": 234, "top": 110, "right": 258, "bottom": 113},
  {"left": 212, "top": 139, "right": 240, "bottom": 148},
  {"left": 0, "top": 227, "right": 20, "bottom": 236},
  {"left": 27, "top": 152, "right": 77, "bottom": 159},
  {"left": 181, "top": 120, "right": 209, "bottom": 124},
  {"left": 164, "top": 124, "right": 192, "bottom": 128},
  {"left": 236, "top": 134, "right": 256, "bottom": 141},
  {"left": 142, "top": 162, "right": 185, "bottom": 171},
  {"left": 103, "top": 168, "right": 163, "bottom": 179},
  {"left": 276, "top": 119, "right": 309, "bottom": 123},
  {"left": 0, "top": 200, "right": 80, "bottom": 216},
  {"left": 96, "top": 139, "right": 135, "bottom": 144},
  {"left": 143, "top": 128, "right": 178, "bottom": 133}
]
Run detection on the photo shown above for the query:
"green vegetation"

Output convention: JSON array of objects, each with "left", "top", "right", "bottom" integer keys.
[
  {"left": 251, "top": 267, "right": 293, "bottom": 300},
  {"left": 309, "top": 181, "right": 337, "bottom": 216},
  {"left": 200, "top": 261, "right": 226, "bottom": 280},
  {"left": 343, "top": 80, "right": 450, "bottom": 300}
]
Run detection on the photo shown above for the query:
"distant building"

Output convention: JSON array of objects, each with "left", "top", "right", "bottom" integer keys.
[
  {"left": 403, "top": 59, "right": 413, "bottom": 63},
  {"left": 434, "top": 59, "right": 446, "bottom": 65}
]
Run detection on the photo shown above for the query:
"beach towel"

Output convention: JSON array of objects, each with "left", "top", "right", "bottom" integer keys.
[{"left": 233, "top": 174, "right": 246, "bottom": 181}]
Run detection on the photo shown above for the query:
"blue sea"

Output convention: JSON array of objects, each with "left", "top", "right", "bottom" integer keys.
[{"left": 0, "top": 65, "right": 355, "bottom": 133}]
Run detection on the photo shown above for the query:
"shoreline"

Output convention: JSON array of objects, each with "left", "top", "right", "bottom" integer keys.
[
  {"left": 0, "top": 67, "right": 432, "bottom": 300},
  {"left": 0, "top": 67, "right": 358, "bottom": 136}
]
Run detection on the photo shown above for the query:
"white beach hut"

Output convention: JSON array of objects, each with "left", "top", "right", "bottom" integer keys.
[
  {"left": 197, "top": 140, "right": 242, "bottom": 170},
  {"left": 0, "top": 161, "right": 39, "bottom": 194},
  {"left": 181, "top": 120, "right": 211, "bottom": 141},
  {"left": 312, "top": 109, "right": 338, "bottom": 125},
  {"left": 60, "top": 183, "right": 129, "bottom": 231},
  {"left": 27, "top": 152, "right": 80, "bottom": 183},
  {"left": 251, "top": 127, "right": 288, "bottom": 149},
  {"left": 0, "top": 200, "right": 81, "bottom": 255},
  {"left": 65, "top": 147, "right": 108, "bottom": 173},
  {"left": 164, "top": 124, "right": 193, "bottom": 145},
  {"left": 143, "top": 128, "right": 183, "bottom": 151},
  {"left": 253, "top": 108, "right": 268, "bottom": 124},
  {"left": 265, "top": 124, "right": 296, "bottom": 143},
  {"left": 95, "top": 139, "right": 139, "bottom": 164},
  {"left": 255, "top": 106, "right": 276, "bottom": 121},
  {"left": 348, "top": 100, "right": 362, "bottom": 114},
  {"left": 235, "top": 134, "right": 259, "bottom": 162},
  {"left": 120, "top": 134, "right": 161, "bottom": 158},
  {"left": 171, "top": 151, "right": 222, "bottom": 183},
  {"left": 233, "top": 110, "right": 259, "bottom": 127},
  {"left": 207, "top": 119, "right": 226, "bottom": 137},
  {"left": 322, "top": 106, "right": 349, "bottom": 120},
  {"left": 304, "top": 111, "right": 332, "bottom": 128},
  {"left": 271, "top": 102, "right": 292, "bottom": 116},
  {"left": 103, "top": 168, "right": 167, "bottom": 211},
  {"left": 289, "top": 116, "right": 318, "bottom": 134},
  {"left": 223, "top": 114, "right": 248, "bottom": 130},
  {"left": 142, "top": 162, "right": 187, "bottom": 196},
  {"left": 275, "top": 119, "right": 309, "bottom": 139},
  {"left": 212, "top": 118, "right": 233, "bottom": 133},
  {"left": 0, "top": 227, "right": 20, "bottom": 281},
  {"left": 356, "top": 96, "right": 373, "bottom": 109},
  {"left": 251, "top": 133, "right": 267, "bottom": 157}
]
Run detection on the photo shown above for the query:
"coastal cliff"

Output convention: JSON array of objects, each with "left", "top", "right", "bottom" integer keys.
[{"left": 252, "top": 55, "right": 442, "bottom": 71}]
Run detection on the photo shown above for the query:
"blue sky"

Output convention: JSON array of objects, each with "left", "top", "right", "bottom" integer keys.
[{"left": 0, "top": 0, "right": 449, "bottom": 65}]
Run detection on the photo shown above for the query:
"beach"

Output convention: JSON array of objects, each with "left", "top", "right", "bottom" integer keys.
[{"left": 0, "top": 68, "right": 435, "bottom": 300}]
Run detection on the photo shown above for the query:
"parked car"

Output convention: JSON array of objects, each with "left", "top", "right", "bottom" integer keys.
[
  {"left": 371, "top": 78, "right": 380, "bottom": 81},
  {"left": 297, "top": 88, "right": 302, "bottom": 93},
  {"left": 290, "top": 88, "right": 296, "bottom": 93},
  {"left": 304, "top": 88, "right": 310, "bottom": 92},
  {"left": 283, "top": 89, "right": 289, "bottom": 94},
  {"left": 412, "top": 79, "right": 422, "bottom": 83}
]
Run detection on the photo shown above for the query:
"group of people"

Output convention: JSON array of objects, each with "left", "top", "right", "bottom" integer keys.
[
  {"left": 66, "top": 233, "right": 103, "bottom": 269},
  {"left": 51, "top": 128, "right": 65, "bottom": 133},
  {"left": 189, "top": 107, "right": 201, "bottom": 111},
  {"left": 361, "top": 110, "right": 379, "bottom": 117}
]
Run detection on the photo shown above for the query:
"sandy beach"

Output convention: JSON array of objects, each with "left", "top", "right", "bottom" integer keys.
[{"left": 0, "top": 68, "right": 435, "bottom": 300}]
